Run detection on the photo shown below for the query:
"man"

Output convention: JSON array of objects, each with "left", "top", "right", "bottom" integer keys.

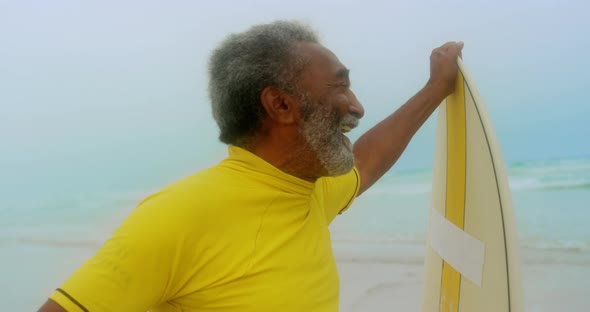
[{"left": 39, "top": 21, "right": 462, "bottom": 311}]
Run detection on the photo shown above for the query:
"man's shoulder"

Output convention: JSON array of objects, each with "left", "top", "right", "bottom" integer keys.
[
  {"left": 164, "top": 162, "right": 256, "bottom": 195},
  {"left": 135, "top": 163, "right": 258, "bottom": 215},
  {"left": 117, "top": 166, "right": 243, "bottom": 234}
]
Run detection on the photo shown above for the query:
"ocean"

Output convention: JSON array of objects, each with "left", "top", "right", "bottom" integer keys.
[
  {"left": 2, "top": 155, "right": 590, "bottom": 310},
  {"left": 332, "top": 156, "right": 590, "bottom": 255}
]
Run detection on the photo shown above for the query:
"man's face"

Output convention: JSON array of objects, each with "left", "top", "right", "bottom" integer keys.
[
  {"left": 298, "top": 92, "right": 359, "bottom": 176},
  {"left": 294, "top": 42, "right": 365, "bottom": 176}
]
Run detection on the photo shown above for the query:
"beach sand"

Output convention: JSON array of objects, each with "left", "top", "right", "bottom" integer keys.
[{"left": 336, "top": 246, "right": 590, "bottom": 312}]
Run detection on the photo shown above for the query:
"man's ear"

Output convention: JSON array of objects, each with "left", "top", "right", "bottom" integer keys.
[{"left": 260, "top": 86, "right": 298, "bottom": 125}]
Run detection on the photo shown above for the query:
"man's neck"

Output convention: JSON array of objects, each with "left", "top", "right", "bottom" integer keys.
[{"left": 243, "top": 133, "right": 324, "bottom": 183}]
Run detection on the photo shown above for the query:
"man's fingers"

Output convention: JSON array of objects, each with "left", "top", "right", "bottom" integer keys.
[
  {"left": 444, "top": 41, "right": 463, "bottom": 55},
  {"left": 433, "top": 41, "right": 464, "bottom": 59},
  {"left": 456, "top": 41, "right": 464, "bottom": 59},
  {"left": 440, "top": 41, "right": 458, "bottom": 50}
]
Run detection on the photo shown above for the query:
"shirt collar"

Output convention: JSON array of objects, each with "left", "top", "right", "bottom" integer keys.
[{"left": 220, "top": 146, "right": 316, "bottom": 196}]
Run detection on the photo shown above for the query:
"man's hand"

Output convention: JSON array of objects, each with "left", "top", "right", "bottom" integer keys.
[{"left": 427, "top": 41, "right": 464, "bottom": 99}]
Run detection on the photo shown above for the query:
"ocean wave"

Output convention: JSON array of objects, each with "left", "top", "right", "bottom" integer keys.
[
  {"left": 334, "top": 253, "right": 590, "bottom": 266},
  {"left": 0, "top": 224, "right": 111, "bottom": 249},
  {"left": 332, "top": 236, "right": 590, "bottom": 254},
  {"left": 521, "top": 241, "right": 590, "bottom": 253},
  {"left": 364, "top": 160, "right": 590, "bottom": 196},
  {"left": 363, "top": 177, "right": 590, "bottom": 197},
  {"left": 0, "top": 237, "right": 102, "bottom": 249},
  {"left": 335, "top": 255, "right": 425, "bottom": 265},
  {"left": 509, "top": 157, "right": 590, "bottom": 173},
  {"left": 505, "top": 157, "right": 590, "bottom": 192},
  {"left": 363, "top": 182, "right": 432, "bottom": 196},
  {"left": 331, "top": 236, "right": 425, "bottom": 245},
  {"left": 508, "top": 178, "right": 590, "bottom": 192}
]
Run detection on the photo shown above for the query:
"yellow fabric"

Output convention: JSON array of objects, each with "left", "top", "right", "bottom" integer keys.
[{"left": 49, "top": 146, "right": 360, "bottom": 312}]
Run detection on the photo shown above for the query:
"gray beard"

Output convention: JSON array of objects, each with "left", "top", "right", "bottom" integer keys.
[{"left": 299, "top": 94, "right": 358, "bottom": 177}]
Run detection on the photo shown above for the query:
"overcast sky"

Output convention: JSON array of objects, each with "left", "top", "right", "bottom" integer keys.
[{"left": 1, "top": 0, "right": 589, "bottom": 195}]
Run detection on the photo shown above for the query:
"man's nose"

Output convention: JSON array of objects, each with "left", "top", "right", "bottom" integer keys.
[{"left": 348, "top": 90, "right": 365, "bottom": 119}]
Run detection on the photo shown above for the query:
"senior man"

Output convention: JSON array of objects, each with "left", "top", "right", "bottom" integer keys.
[{"left": 39, "top": 20, "right": 463, "bottom": 312}]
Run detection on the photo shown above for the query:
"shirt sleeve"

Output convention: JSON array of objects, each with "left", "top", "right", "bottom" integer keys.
[
  {"left": 48, "top": 192, "right": 188, "bottom": 312},
  {"left": 317, "top": 167, "right": 361, "bottom": 224}
]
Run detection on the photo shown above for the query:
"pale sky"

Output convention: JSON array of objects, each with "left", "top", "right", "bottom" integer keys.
[{"left": 1, "top": 0, "right": 589, "bottom": 195}]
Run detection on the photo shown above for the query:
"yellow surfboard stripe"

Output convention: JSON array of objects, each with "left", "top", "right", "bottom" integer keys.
[{"left": 440, "top": 71, "right": 467, "bottom": 312}]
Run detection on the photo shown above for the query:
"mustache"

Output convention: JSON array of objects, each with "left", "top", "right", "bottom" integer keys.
[{"left": 339, "top": 114, "right": 359, "bottom": 130}]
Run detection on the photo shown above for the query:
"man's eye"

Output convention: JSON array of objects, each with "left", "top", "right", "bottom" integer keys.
[{"left": 328, "top": 81, "right": 350, "bottom": 89}]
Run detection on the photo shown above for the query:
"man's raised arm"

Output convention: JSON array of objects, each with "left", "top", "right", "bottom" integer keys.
[
  {"left": 37, "top": 300, "right": 67, "bottom": 312},
  {"left": 353, "top": 41, "right": 464, "bottom": 195}
]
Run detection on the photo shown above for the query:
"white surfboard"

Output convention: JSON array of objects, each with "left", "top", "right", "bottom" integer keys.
[{"left": 421, "top": 59, "right": 524, "bottom": 312}]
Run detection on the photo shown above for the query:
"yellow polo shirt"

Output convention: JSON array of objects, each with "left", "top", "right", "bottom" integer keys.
[{"left": 49, "top": 146, "right": 360, "bottom": 311}]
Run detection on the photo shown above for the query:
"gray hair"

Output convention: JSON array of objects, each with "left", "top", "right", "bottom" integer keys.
[{"left": 208, "top": 20, "right": 319, "bottom": 146}]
